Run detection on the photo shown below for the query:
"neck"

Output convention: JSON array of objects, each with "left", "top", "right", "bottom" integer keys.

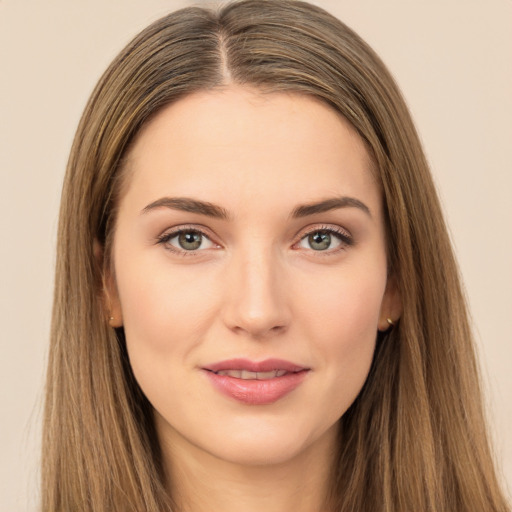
[{"left": 159, "top": 423, "right": 338, "bottom": 512}]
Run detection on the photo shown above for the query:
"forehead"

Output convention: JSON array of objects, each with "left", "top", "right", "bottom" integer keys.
[{"left": 120, "top": 86, "right": 380, "bottom": 215}]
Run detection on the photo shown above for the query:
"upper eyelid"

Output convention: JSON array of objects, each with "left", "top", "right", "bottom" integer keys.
[
  {"left": 158, "top": 224, "right": 215, "bottom": 239},
  {"left": 158, "top": 223, "right": 351, "bottom": 234},
  {"left": 295, "top": 223, "right": 352, "bottom": 240}
]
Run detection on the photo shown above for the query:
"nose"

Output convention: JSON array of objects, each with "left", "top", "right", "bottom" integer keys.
[{"left": 222, "top": 245, "right": 291, "bottom": 339}]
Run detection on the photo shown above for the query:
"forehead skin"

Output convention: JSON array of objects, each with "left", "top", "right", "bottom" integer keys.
[{"left": 119, "top": 86, "right": 380, "bottom": 221}]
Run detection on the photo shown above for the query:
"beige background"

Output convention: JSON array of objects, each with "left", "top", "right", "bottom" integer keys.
[{"left": 1, "top": 0, "right": 511, "bottom": 509}]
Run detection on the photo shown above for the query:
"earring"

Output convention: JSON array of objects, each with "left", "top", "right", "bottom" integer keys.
[{"left": 386, "top": 318, "right": 395, "bottom": 327}]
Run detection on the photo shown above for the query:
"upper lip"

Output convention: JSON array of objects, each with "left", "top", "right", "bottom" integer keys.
[{"left": 203, "top": 358, "right": 308, "bottom": 373}]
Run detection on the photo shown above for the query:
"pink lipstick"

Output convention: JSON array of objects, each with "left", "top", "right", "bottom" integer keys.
[{"left": 203, "top": 358, "right": 309, "bottom": 405}]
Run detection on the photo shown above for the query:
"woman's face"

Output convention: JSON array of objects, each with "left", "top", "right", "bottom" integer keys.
[{"left": 106, "top": 86, "right": 399, "bottom": 468}]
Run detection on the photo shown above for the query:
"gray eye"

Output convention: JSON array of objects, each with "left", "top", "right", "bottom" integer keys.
[
  {"left": 297, "top": 229, "right": 345, "bottom": 252},
  {"left": 161, "top": 228, "right": 215, "bottom": 253},
  {"left": 177, "top": 231, "right": 203, "bottom": 250},
  {"left": 307, "top": 231, "right": 332, "bottom": 251}
]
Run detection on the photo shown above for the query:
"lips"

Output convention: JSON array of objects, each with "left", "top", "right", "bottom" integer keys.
[{"left": 202, "top": 358, "right": 309, "bottom": 405}]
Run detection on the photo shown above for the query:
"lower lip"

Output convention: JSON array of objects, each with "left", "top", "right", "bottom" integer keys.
[{"left": 204, "top": 370, "right": 308, "bottom": 405}]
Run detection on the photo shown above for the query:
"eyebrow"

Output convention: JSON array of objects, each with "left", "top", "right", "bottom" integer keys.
[
  {"left": 291, "top": 196, "right": 371, "bottom": 218},
  {"left": 141, "top": 197, "right": 230, "bottom": 219},
  {"left": 141, "top": 195, "right": 371, "bottom": 220}
]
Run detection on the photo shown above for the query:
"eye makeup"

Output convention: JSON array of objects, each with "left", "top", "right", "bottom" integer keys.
[{"left": 154, "top": 222, "right": 354, "bottom": 258}]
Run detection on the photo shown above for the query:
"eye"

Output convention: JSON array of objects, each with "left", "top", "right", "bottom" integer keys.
[
  {"left": 157, "top": 228, "right": 216, "bottom": 252},
  {"left": 297, "top": 227, "right": 352, "bottom": 252}
]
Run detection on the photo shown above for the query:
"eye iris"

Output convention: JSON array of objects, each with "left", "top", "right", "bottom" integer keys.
[
  {"left": 308, "top": 231, "right": 331, "bottom": 250},
  {"left": 178, "top": 231, "right": 202, "bottom": 250}
]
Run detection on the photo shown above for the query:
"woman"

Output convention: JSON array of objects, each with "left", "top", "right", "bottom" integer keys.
[{"left": 42, "top": 0, "right": 510, "bottom": 510}]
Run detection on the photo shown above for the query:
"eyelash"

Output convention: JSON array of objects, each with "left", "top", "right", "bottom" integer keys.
[
  {"left": 155, "top": 225, "right": 216, "bottom": 256},
  {"left": 297, "top": 225, "right": 353, "bottom": 254},
  {"left": 155, "top": 224, "right": 353, "bottom": 256}
]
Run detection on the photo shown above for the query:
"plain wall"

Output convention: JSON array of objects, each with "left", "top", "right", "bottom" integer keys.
[{"left": 1, "top": 0, "right": 510, "bottom": 509}]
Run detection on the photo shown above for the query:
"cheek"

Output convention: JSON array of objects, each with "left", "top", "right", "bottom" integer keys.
[
  {"left": 295, "top": 263, "right": 386, "bottom": 402},
  {"left": 114, "top": 260, "right": 224, "bottom": 419},
  {"left": 297, "top": 258, "right": 386, "bottom": 342},
  {"left": 114, "top": 253, "right": 220, "bottom": 370}
]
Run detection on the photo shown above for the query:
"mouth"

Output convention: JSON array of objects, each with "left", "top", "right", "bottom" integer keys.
[
  {"left": 209, "top": 369, "right": 290, "bottom": 379},
  {"left": 202, "top": 358, "right": 310, "bottom": 405}
]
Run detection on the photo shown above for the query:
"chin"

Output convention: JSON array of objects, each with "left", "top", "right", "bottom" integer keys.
[
  {"left": 173, "top": 413, "right": 339, "bottom": 468},
  {"left": 211, "top": 435, "right": 309, "bottom": 467}
]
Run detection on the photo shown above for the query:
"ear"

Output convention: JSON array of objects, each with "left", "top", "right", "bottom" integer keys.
[
  {"left": 93, "top": 238, "right": 123, "bottom": 328},
  {"left": 377, "top": 273, "right": 402, "bottom": 331}
]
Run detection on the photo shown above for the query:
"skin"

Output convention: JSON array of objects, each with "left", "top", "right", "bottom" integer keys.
[{"left": 105, "top": 86, "right": 401, "bottom": 512}]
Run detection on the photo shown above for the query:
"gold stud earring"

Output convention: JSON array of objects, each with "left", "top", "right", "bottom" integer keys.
[{"left": 386, "top": 318, "right": 395, "bottom": 327}]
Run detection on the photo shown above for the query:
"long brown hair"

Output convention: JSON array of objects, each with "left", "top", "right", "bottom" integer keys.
[{"left": 43, "top": 1, "right": 510, "bottom": 510}]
